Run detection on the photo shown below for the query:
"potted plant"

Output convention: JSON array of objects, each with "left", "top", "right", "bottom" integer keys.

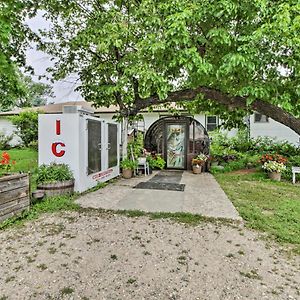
[
  {"left": 120, "top": 158, "right": 137, "bottom": 179},
  {"left": 36, "top": 163, "right": 75, "bottom": 197},
  {"left": 262, "top": 161, "right": 286, "bottom": 181},
  {"left": 191, "top": 153, "right": 208, "bottom": 174},
  {"left": 147, "top": 153, "right": 166, "bottom": 170}
]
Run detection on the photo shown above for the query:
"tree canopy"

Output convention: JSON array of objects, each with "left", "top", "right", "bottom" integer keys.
[
  {"left": 39, "top": 0, "right": 300, "bottom": 134},
  {"left": 17, "top": 75, "right": 53, "bottom": 108},
  {"left": 0, "top": 0, "right": 37, "bottom": 111}
]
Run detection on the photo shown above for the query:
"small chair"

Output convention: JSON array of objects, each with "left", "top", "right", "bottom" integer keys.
[
  {"left": 292, "top": 166, "right": 300, "bottom": 184},
  {"left": 129, "top": 145, "right": 149, "bottom": 176},
  {"left": 136, "top": 157, "right": 150, "bottom": 176}
]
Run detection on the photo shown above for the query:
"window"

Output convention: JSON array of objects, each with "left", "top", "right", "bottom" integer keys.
[
  {"left": 254, "top": 113, "right": 269, "bottom": 123},
  {"left": 206, "top": 115, "right": 218, "bottom": 131}
]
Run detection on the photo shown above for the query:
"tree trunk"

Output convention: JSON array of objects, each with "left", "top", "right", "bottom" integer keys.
[{"left": 121, "top": 117, "right": 128, "bottom": 158}]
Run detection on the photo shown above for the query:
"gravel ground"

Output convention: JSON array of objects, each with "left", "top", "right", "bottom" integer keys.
[{"left": 0, "top": 210, "right": 299, "bottom": 300}]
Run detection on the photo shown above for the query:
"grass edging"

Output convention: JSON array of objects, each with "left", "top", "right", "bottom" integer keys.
[{"left": 214, "top": 171, "right": 300, "bottom": 254}]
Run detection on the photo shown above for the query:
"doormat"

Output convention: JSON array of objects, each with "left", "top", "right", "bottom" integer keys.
[
  {"left": 134, "top": 170, "right": 185, "bottom": 192},
  {"left": 149, "top": 170, "right": 183, "bottom": 184}
]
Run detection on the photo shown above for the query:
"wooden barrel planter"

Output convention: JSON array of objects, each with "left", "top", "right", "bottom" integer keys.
[
  {"left": 37, "top": 180, "right": 75, "bottom": 197},
  {"left": 0, "top": 173, "right": 30, "bottom": 223}
]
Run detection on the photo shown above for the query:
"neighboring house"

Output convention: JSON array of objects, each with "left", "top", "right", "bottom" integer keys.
[
  {"left": 1, "top": 101, "right": 299, "bottom": 169},
  {"left": 0, "top": 101, "right": 94, "bottom": 147},
  {"left": 0, "top": 109, "right": 22, "bottom": 146},
  {"left": 250, "top": 113, "right": 300, "bottom": 145}
]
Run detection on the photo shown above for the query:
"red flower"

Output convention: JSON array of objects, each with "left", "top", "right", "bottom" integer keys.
[{"left": 2, "top": 152, "right": 10, "bottom": 161}]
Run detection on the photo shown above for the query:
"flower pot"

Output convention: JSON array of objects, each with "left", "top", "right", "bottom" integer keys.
[
  {"left": 192, "top": 165, "right": 202, "bottom": 174},
  {"left": 122, "top": 169, "right": 133, "bottom": 179},
  {"left": 37, "top": 179, "right": 75, "bottom": 197},
  {"left": 268, "top": 172, "right": 281, "bottom": 181}
]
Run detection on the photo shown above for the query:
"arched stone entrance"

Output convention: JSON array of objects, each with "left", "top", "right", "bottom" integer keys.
[{"left": 144, "top": 116, "right": 210, "bottom": 170}]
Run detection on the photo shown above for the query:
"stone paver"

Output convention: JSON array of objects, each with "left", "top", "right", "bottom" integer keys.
[{"left": 76, "top": 171, "right": 242, "bottom": 220}]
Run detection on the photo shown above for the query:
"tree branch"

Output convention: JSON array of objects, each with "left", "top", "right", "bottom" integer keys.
[
  {"left": 132, "top": 77, "right": 140, "bottom": 102},
  {"left": 130, "top": 86, "right": 300, "bottom": 136}
]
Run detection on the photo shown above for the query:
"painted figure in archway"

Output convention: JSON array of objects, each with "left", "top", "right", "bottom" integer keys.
[{"left": 166, "top": 124, "right": 185, "bottom": 168}]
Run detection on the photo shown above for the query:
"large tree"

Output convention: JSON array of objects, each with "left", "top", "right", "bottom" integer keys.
[
  {"left": 40, "top": 0, "right": 300, "bottom": 134},
  {"left": 17, "top": 75, "right": 53, "bottom": 108},
  {"left": 0, "top": 0, "right": 37, "bottom": 111}
]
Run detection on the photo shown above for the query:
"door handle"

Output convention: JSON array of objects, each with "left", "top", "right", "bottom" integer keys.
[
  {"left": 98, "top": 143, "right": 102, "bottom": 150},
  {"left": 107, "top": 143, "right": 111, "bottom": 150}
]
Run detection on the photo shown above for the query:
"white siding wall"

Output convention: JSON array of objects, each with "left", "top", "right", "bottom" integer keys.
[
  {"left": 94, "top": 112, "right": 300, "bottom": 146},
  {"left": 96, "top": 112, "right": 207, "bottom": 131},
  {"left": 144, "top": 113, "right": 160, "bottom": 130},
  {"left": 193, "top": 114, "right": 206, "bottom": 126},
  {"left": 0, "top": 118, "right": 21, "bottom": 146},
  {"left": 250, "top": 114, "right": 300, "bottom": 145}
]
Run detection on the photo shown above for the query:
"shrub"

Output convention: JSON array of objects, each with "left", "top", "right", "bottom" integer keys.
[
  {"left": 0, "top": 131, "right": 13, "bottom": 150},
  {"left": 28, "top": 140, "right": 38, "bottom": 151},
  {"left": 210, "top": 129, "right": 300, "bottom": 158},
  {"left": 147, "top": 154, "right": 166, "bottom": 169},
  {"left": 250, "top": 137, "right": 300, "bottom": 157},
  {"left": 11, "top": 110, "right": 42, "bottom": 147},
  {"left": 36, "top": 163, "right": 74, "bottom": 185},
  {"left": 120, "top": 158, "right": 137, "bottom": 170},
  {"left": 282, "top": 155, "right": 300, "bottom": 180},
  {"left": 260, "top": 154, "right": 288, "bottom": 165},
  {"left": 220, "top": 154, "right": 260, "bottom": 172},
  {"left": 127, "top": 132, "right": 144, "bottom": 158}
]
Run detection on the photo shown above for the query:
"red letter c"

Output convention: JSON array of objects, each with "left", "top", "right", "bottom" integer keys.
[{"left": 52, "top": 142, "right": 65, "bottom": 157}]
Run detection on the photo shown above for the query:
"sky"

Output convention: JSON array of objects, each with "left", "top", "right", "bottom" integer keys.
[{"left": 25, "top": 13, "right": 83, "bottom": 104}]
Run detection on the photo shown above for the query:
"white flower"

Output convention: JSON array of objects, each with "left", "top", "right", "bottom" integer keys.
[{"left": 262, "top": 161, "right": 286, "bottom": 173}]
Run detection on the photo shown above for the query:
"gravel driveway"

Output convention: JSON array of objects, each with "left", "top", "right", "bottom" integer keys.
[{"left": 0, "top": 210, "right": 299, "bottom": 300}]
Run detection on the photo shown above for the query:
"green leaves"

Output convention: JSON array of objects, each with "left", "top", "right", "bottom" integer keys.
[
  {"left": 11, "top": 110, "right": 41, "bottom": 147},
  {"left": 0, "top": 0, "right": 38, "bottom": 111},
  {"left": 34, "top": 0, "right": 300, "bottom": 125},
  {"left": 36, "top": 163, "right": 74, "bottom": 184}
]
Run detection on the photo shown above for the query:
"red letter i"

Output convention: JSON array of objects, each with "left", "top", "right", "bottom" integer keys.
[{"left": 56, "top": 120, "right": 61, "bottom": 135}]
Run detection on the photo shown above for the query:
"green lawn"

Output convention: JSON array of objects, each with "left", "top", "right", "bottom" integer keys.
[
  {"left": 0, "top": 148, "right": 38, "bottom": 189},
  {"left": 215, "top": 171, "right": 300, "bottom": 253},
  {"left": 0, "top": 148, "right": 38, "bottom": 174},
  {"left": 2, "top": 148, "right": 300, "bottom": 254}
]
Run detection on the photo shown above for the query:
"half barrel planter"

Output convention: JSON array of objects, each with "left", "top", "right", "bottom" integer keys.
[
  {"left": 0, "top": 173, "right": 30, "bottom": 223},
  {"left": 37, "top": 180, "right": 75, "bottom": 197}
]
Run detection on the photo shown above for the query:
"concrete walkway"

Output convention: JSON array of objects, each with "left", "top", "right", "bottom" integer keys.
[{"left": 76, "top": 171, "right": 242, "bottom": 221}]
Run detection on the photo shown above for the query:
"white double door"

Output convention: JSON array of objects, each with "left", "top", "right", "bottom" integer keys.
[{"left": 86, "top": 117, "right": 119, "bottom": 175}]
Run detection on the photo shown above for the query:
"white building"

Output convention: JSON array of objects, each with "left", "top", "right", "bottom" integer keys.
[{"left": 1, "top": 101, "right": 299, "bottom": 169}]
